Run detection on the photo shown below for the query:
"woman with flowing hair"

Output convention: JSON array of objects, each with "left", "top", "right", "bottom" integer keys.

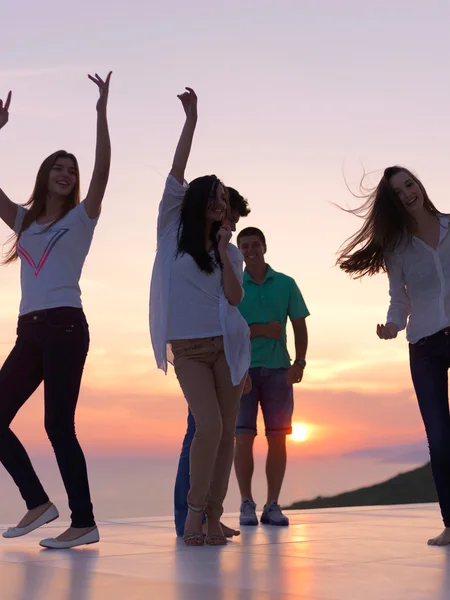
[
  {"left": 150, "top": 87, "right": 250, "bottom": 546},
  {"left": 337, "top": 166, "right": 450, "bottom": 546},
  {"left": 0, "top": 71, "right": 111, "bottom": 549}
]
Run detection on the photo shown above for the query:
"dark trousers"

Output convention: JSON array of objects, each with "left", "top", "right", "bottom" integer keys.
[
  {"left": 409, "top": 329, "right": 450, "bottom": 527},
  {"left": 0, "top": 307, "right": 95, "bottom": 528},
  {"left": 173, "top": 409, "right": 196, "bottom": 537}
]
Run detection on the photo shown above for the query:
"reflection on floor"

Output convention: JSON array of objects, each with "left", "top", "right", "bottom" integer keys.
[{"left": 1, "top": 504, "right": 449, "bottom": 600}]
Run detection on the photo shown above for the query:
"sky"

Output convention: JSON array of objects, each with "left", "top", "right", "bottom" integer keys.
[{"left": 0, "top": 0, "right": 449, "bottom": 464}]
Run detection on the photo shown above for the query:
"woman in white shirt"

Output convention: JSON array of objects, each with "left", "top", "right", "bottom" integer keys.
[
  {"left": 0, "top": 73, "right": 111, "bottom": 549},
  {"left": 338, "top": 166, "right": 450, "bottom": 547},
  {"left": 150, "top": 88, "right": 250, "bottom": 546}
]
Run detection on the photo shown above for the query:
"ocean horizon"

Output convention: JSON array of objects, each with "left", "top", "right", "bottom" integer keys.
[{"left": 0, "top": 454, "right": 425, "bottom": 526}]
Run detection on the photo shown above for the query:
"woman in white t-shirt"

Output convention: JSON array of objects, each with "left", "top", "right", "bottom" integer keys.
[
  {"left": 150, "top": 88, "right": 251, "bottom": 546},
  {"left": 0, "top": 73, "right": 111, "bottom": 549},
  {"left": 337, "top": 166, "right": 450, "bottom": 547}
]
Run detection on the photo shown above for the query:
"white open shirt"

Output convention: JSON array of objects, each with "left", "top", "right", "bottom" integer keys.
[
  {"left": 386, "top": 214, "right": 450, "bottom": 343},
  {"left": 149, "top": 175, "right": 251, "bottom": 386}
]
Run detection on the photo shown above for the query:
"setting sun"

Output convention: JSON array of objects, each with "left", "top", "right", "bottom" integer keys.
[{"left": 291, "top": 422, "right": 309, "bottom": 443}]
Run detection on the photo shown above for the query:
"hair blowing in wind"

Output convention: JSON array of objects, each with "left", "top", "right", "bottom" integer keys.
[{"left": 336, "top": 166, "right": 439, "bottom": 278}]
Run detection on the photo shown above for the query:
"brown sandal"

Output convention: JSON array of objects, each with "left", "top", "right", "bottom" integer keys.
[
  {"left": 183, "top": 533, "right": 204, "bottom": 547},
  {"left": 205, "top": 535, "right": 227, "bottom": 546}
]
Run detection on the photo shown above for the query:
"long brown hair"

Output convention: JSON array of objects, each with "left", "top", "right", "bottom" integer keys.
[
  {"left": 4, "top": 151, "right": 80, "bottom": 264},
  {"left": 336, "top": 166, "right": 439, "bottom": 278}
]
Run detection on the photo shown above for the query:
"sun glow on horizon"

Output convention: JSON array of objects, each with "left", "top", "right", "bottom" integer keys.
[{"left": 291, "top": 422, "right": 309, "bottom": 443}]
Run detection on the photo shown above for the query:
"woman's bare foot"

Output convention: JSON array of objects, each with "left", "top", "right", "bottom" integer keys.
[
  {"left": 54, "top": 526, "right": 97, "bottom": 542},
  {"left": 427, "top": 528, "right": 450, "bottom": 546},
  {"left": 220, "top": 523, "right": 240, "bottom": 538},
  {"left": 206, "top": 518, "right": 227, "bottom": 546},
  {"left": 202, "top": 522, "right": 239, "bottom": 538},
  {"left": 16, "top": 502, "right": 53, "bottom": 528},
  {"left": 183, "top": 509, "right": 204, "bottom": 546}
]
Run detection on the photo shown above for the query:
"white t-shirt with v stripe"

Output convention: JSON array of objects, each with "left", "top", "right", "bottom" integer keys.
[{"left": 13, "top": 202, "right": 99, "bottom": 316}]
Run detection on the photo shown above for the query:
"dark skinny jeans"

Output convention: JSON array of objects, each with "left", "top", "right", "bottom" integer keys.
[
  {"left": 0, "top": 307, "right": 95, "bottom": 528},
  {"left": 409, "top": 328, "right": 450, "bottom": 528}
]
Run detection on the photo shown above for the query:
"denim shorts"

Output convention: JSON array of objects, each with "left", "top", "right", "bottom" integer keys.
[{"left": 236, "top": 367, "right": 294, "bottom": 436}]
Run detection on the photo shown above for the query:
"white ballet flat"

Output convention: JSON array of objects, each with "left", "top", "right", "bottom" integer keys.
[
  {"left": 2, "top": 504, "right": 59, "bottom": 539},
  {"left": 39, "top": 527, "right": 100, "bottom": 549}
]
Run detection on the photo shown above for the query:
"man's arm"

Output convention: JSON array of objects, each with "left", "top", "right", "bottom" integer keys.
[
  {"left": 286, "top": 276, "right": 310, "bottom": 384},
  {"left": 292, "top": 317, "right": 308, "bottom": 361},
  {"left": 249, "top": 322, "right": 282, "bottom": 339},
  {"left": 287, "top": 317, "right": 308, "bottom": 384}
]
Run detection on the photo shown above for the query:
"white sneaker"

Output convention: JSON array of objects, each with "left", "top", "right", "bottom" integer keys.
[
  {"left": 2, "top": 504, "right": 59, "bottom": 539},
  {"left": 260, "top": 502, "right": 289, "bottom": 526},
  {"left": 39, "top": 527, "right": 100, "bottom": 549},
  {"left": 239, "top": 499, "right": 259, "bottom": 526}
]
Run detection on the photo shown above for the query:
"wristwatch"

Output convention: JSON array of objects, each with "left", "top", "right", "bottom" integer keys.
[{"left": 294, "top": 358, "right": 306, "bottom": 368}]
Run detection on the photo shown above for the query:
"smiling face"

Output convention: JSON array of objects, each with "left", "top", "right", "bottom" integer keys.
[
  {"left": 206, "top": 183, "right": 227, "bottom": 223},
  {"left": 47, "top": 157, "right": 78, "bottom": 198},
  {"left": 389, "top": 170, "right": 425, "bottom": 215},
  {"left": 238, "top": 234, "right": 266, "bottom": 268}
]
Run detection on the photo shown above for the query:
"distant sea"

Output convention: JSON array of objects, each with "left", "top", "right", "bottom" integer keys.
[{"left": 0, "top": 455, "right": 424, "bottom": 525}]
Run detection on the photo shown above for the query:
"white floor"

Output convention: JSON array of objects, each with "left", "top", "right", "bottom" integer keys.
[{"left": 1, "top": 504, "right": 449, "bottom": 600}]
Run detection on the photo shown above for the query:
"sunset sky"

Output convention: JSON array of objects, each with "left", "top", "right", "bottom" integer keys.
[{"left": 1, "top": 0, "right": 449, "bottom": 464}]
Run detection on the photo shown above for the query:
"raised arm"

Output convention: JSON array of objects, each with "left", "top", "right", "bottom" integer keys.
[
  {"left": 156, "top": 88, "right": 198, "bottom": 235},
  {"left": 170, "top": 88, "right": 198, "bottom": 184},
  {"left": 0, "top": 91, "right": 18, "bottom": 230},
  {"left": 84, "top": 72, "right": 112, "bottom": 219}
]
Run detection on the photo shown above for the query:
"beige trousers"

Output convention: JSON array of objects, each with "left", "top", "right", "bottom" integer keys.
[{"left": 172, "top": 336, "right": 246, "bottom": 520}]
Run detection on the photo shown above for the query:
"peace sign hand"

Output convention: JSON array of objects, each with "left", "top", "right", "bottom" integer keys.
[
  {"left": 0, "top": 91, "right": 12, "bottom": 130},
  {"left": 88, "top": 72, "right": 112, "bottom": 112}
]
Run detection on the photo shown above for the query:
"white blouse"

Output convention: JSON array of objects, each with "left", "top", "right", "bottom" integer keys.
[
  {"left": 386, "top": 214, "right": 450, "bottom": 343},
  {"left": 149, "top": 175, "right": 251, "bottom": 385},
  {"left": 166, "top": 251, "right": 223, "bottom": 340}
]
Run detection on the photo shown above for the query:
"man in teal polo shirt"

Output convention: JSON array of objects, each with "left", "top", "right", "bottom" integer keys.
[{"left": 234, "top": 226, "right": 309, "bottom": 527}]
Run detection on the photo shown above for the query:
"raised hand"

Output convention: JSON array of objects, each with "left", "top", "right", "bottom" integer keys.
[
  {"left": 0, "top": 91, "right": 12, "bottom": 130},
  {"left": 217, "top": 224, "right": 232, "bottom": 256},
  {"left": 177, "top": 87, "right": 198, "bottom": 120},
  {"left": 88, "top": 72, "right": 112, "bottom": 112},
  {"left": 376, "top": 322, "right": 399, "bottom": 340}
]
